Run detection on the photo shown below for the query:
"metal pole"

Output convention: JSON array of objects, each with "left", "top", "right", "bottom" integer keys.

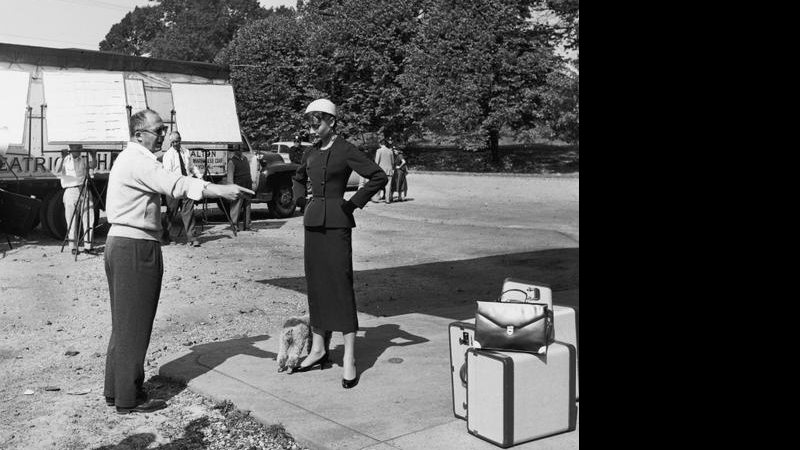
[
  {"left": 27, "top": 106, "right": 32, "bottom": 157},
  {"left": 40, "top": 104, "right": 45, "bottom": 155}
]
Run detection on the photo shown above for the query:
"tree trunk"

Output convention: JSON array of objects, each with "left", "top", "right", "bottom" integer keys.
[{"left": 488, "top": 128, "right": 500, "bottom": 164}]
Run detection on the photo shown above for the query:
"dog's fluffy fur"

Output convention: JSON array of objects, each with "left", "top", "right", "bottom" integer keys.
[{"left": 276, "top": 315, "right": 312, "bottom": 373}]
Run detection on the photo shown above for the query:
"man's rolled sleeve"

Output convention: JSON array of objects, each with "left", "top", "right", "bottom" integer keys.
[{"left": 184, "top": 178, "right": 208, "bottom": 201}]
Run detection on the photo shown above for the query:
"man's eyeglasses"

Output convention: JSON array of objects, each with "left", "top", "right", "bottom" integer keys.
[{"left": 137, "top": 126, "right": 168, "bottom": 137}]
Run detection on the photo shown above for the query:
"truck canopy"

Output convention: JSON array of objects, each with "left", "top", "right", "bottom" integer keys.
[
  {"left": 1, "top": 43, "right": 239, "bottom": 180},
  {"left": 0, "top": 43, "right": 229, "bottom": 80}
]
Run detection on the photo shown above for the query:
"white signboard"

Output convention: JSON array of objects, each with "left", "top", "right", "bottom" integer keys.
[
  {"left": 171, "top": 83, "right": 241, "bottom": 143},
  {"left": 43, "top": 71, "right": 129, "bottom": 144},
  {"left": 125, "top": 78, "right": 148, "bottom": 115},
  {"left": 0, "top": 69, "right": 31, "bottom": 145}
]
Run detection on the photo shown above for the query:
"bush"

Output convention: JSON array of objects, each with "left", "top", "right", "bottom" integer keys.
[{"left": 402, "top": 143, "right": 579, "bottom": 174}]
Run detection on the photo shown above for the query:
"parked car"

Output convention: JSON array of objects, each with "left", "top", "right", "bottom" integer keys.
[
  {"left": 216, "top": 135, "right": 300, "bottom": 218},
  {"left": 269, "top": 141, "right": 312, "bottom": 164}
]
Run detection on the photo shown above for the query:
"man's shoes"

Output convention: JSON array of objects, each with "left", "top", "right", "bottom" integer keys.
[
  {"left": 105, "top": 392, "right": 147, "bottom": 406},
  {"left": 190, "top": 240, "right": 201, "bottom": 247},
  {"left": 116, "top": 398, "right": 167, "bottom": 415},
  {"left": 70, "top": 248, "right": 78, "bottom": 255},
  {"left": 83, "top": 248, "right": 100, "bottom": 256}
]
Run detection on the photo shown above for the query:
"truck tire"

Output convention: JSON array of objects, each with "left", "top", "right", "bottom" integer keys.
[
  {"left": 46, "top": 189, "right": 67, "bottom": 240},
  {"left": 45, "top": 188, "right": 100, "bottom": 241},
  {"left": 268, "top": 183, "right": 296, "bottom": 219},
  {"left": 39, "top": 193, "right": 54, "bottom": 237}
]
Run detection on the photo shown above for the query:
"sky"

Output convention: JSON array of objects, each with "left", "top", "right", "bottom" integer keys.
[{"left": 0, "top": 0, "right": 297, "bottom": 50}]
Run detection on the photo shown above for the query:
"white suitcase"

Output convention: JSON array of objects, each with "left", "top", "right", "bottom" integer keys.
[
  {"left": 450, "top": 305, "right": 579, "bottom": 421},
  {"left": 551, "top": 305, "right": 579, "bottom": 401},
  {"left": 500, "top": 278, "right": 577, "bottom": 401},
  {"left": 449, "top": 320, "right": 476, "bottom": 420},
  {"left": 466, "top": 343, "right": 577, "bottom": 448},
  {"left": 499, "top": 277, "right": 552, "bottom": 308}
]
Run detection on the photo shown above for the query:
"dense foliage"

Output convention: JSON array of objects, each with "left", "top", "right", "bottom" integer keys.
[
  {"left": 298, "top": 0, "right": 424, "bottom": 143},
  {"left": 99, "top": 5, "right": 164, "bottom": 56},
  {"left": 99, "top": 0, "right": 579, "bottom": 155},
  {"left": 215, "top": 14, "right": 310, "bottom": 147},
  {"left": 401, "top": 0, "right": 569, "bottom": 161},
  {"left": 99, "top": 0, "right": 292, "bottom": 62}
]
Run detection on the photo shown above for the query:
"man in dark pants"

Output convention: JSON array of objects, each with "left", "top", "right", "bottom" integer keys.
[
  {"left": 226, "top": 144, "right": 253, "bottom": 231},
  {"left": 103, "top": 109, "right": 253, "bottom": 414}
]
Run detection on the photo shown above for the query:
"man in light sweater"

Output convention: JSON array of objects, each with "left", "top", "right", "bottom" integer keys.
[
  {"left": 103, "top": 109, "right": 253, "bottom": 415},
  {"left": 161, "top": 131, "right": 203, "bottom": 246},
  {"left": 372, "top": 138, "right": 394, "bottom": 202}
]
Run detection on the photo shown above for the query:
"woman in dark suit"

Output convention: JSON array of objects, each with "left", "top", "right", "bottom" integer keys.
[{"left": 291, "top": 99, "right": 388, "bottom": 388}]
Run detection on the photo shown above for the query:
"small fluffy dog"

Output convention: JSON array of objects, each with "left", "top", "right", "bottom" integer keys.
[{"left": 276, "top": 315, "right": 312, "bottom": 373}]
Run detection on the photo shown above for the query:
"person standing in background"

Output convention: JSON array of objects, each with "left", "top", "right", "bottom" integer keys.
[
  {"left": 226, "top": 144, "right": 253, "bottom": 231},
  {"left": 161, "top": 131, "right": 203, "bottom": 246},
  {"left": 390, "top": 147, "right": 407, "bottom": 202},
  {"left": 54, "top": 144, "right": 98, "bottom": 255},
  {"left": 372, "top": 138, "right": 394, "bottom": 202}
]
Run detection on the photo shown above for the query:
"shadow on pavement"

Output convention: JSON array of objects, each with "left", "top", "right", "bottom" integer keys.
[
  {"left": 257, "top": 248, "right": 579, "bottom": 321},
  {"left": 158, "top": 323, "right": 431, "bottom": 384},
  {"left": 326, "top": 323, "right": 429, "bottom": 376},
  {"left": 156, "top": 334, "right": 275, "bottom": 399}
]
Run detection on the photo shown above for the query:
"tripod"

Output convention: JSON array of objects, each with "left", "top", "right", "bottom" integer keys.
[
  {"left": 197, "top": 149, "right": 237, "bottom": 237},
  {"left": 60, "top": 151, "right": 104, "bottom": 261}
]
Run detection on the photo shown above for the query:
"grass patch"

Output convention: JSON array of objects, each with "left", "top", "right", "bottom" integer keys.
[{"left": 402, "top": 143, "right": 579, "bottom": 174}]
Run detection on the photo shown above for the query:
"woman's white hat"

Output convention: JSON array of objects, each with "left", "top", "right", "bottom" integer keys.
[{"left": 305, "top": 98, "right": 337, "bottom": 117}]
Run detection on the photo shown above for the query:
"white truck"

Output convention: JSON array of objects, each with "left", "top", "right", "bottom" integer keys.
[{"left": 0, "top": 43, "right": 298, "bottom": 240}]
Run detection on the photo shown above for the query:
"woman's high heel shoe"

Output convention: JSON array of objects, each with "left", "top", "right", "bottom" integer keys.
[
  {"left": 293, "top": 352, "right": 329, "bottom": 373},
  {"left": 342, "top": 361, "right": 359, "bottom": 388},
  {"left": 342, "top": 373, "right": 360, "bottom": 389}
]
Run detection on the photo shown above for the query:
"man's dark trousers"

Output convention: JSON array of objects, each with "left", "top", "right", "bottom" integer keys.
[{"left": 103, "top": 236, "right": 163, "bottom": 408}]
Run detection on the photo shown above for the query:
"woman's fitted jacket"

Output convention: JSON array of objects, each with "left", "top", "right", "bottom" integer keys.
[{"left": 292, "top": 136, "right": 387, "bottom": 228}]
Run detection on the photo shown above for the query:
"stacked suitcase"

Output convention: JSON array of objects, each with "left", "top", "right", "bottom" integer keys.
[{"left": 448, "top": 278, "right": 579, "bottom": 447}]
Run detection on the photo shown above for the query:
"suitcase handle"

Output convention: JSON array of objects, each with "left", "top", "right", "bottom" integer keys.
[
  {"left": 499, "top": 288, "right": 539, "bottom": 302},
  {"left": 459, "top": 363, "right": 467, "bottom": 387}
]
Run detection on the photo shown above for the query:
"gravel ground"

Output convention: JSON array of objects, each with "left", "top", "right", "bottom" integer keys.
[
  {"left": 1, "top": 209, "right": 311, "bottom": 450},
  {"left": 1, "top": 172, "right": 578, "bottom": 450}
]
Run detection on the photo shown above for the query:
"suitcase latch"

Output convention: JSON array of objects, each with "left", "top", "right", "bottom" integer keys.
[
  {"left": 459, "top": 331, "right": 471, "bottom": 345},
  {"left": 506, "top": 325, "right": 514, "bottom": 335}
]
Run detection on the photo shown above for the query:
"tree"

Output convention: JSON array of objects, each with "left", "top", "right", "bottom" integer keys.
[
  {"left": 298, "top": 0, "right": 424, "bottom": 144},
  {"left": 99, "top": 5, "right": 164, "bottom": 56},
  {"left": 399, "top": 0, "right": 572, "bottom": 161},
  {"left": 148, "top": 0, "right": 269, "bottom": 62},
  {"left": 99, "top": 0, "right": 277, "bottom": 62},
  {"left": 215, "top": 14, "right": 310, "bottom": 147},
  {"left": 545, "top": 0, "right": 579, "bottom": 70}
]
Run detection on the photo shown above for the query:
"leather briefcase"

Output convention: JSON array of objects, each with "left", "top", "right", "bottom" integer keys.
[{"left": 474, "top": 301, "right": 554, "bottom": 354}]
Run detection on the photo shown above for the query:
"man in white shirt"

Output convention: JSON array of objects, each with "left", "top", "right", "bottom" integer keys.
[
  {"left": 161, "top": 131, "right": 203, "bottom": 246},
  {"left": 103, "top": 109, "right": 252, "bottom": 414},
  {"left": 54, "top": 144, "right": 98, "bottom": 255}
]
